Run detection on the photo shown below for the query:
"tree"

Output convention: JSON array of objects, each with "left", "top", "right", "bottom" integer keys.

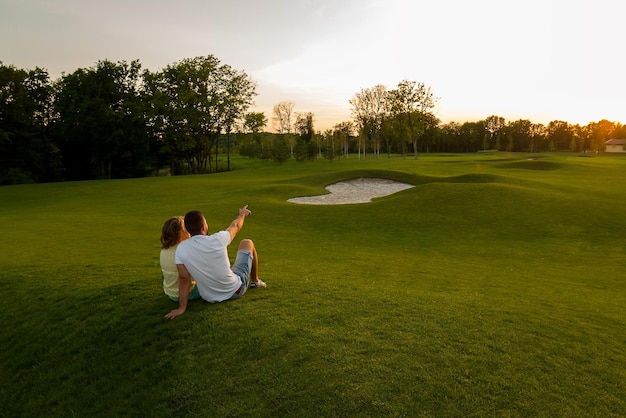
[
  {"left": 569, "top": 124, "right": 585, "bottom": 152},
  {"left": 321, "top": 129, "right": 340, "bottom": 161},
  {"left": 272, "top": 101, "right": 295, "bottom": 134},
  {"left": 459, "top": 121, "right": 486, "bottom": 153},
  {"left": 504, "top": 119, "right": 533, "bottom": 152},
  {"left": 240, "top": 112, "right": 267, "bottom": 158},
  {"left": 383, "top": 112, "right": 409, "bottom": 156},
  {"left": 219, "top": 65, "right": 257, "bottom": 170},
  {"left": 350, "top": 85, "right": 387, "bottom": 159},
  {"left": 484, "top": 115, "right": 506, "bottom": 151},
  {"left": 586, "top": 119, "right": 617, "bottom": 152},
  {"left": 243, "top": 112, "right": 267, "bottom": 134},
  {"left": 545, "top": 120, "right": 573, "bottom": 151},
  {"left": 529, "top": 123, "right": 546, "bottom": 152},
  {"left": 143, "top": 55, "right": 255, "bottom": 174},
  {"left": 293, "top": 112, "right": 316, "bottom": 161},
  {"left": 146, "top": 56, "right": 220, "bottom": 174},
  {"left": 0, "top": 63, "right": 57, "bottom": 184},
  {"left": 610, "top": 122, "right": 626, "bottom": 139},
  {"left": 387, "top": 80, "right": 438, "bottom": 159},
  {"left": 333, "top": 121, "right": 354, "bottom": 157},
  {"left": 53, "top": 59, "right": 148, "bottom": 180},
  {"left": 271, "top": 135, "right": 290, "bottom": 164},
  {"left": 439, "top": 122, "right": 462, "bottom": 153},
  {"left": 418, "top": 112, "right": 440, "bottom": 153},
  {"left": 294, "top": 112, "right": 314, "bottom": 142}
]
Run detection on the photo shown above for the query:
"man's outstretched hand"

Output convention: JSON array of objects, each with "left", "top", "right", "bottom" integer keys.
[{"left": 239, "top": 205, "right": 251, "bottom": 217}]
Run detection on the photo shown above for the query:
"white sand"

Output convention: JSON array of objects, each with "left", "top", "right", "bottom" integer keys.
[{"left": 287, "top": 178, "right": 414, "bottom": 205}]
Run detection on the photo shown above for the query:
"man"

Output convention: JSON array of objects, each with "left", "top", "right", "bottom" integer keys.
[{"left": 164, "top": 205, "right": 266, "bottom": 319}]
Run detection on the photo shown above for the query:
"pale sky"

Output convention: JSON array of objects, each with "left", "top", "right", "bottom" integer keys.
[{"left": 1, "top": 0, "right": 624, "bottom": 131}]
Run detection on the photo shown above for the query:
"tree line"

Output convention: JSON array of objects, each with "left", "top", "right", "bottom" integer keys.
[
  {"left": 245, "top": 81, "right": 624, "bottom": 163},
  {"left": 2, "top": 56, "right": 624, "bottom": 184},
  {"left": 0, "top": 56, "right": 255, "bottom": 184}
]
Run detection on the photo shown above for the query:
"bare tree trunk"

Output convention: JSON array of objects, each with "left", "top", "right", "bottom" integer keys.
[
  {"left": 215, "top": 136, "right": 219, "bottom": 173},
  {"left": 227, "top": 131, "right": 231, "bottom": 171}
]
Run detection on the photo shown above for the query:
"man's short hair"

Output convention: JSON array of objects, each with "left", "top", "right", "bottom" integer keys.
[{"left": 184, "top": 210, "right": 205, "bottom": 236}]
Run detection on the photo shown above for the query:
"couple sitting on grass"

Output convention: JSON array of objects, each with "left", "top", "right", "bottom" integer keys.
[{"left": 160, "top": 206, "right": 266, "bottom": 319}]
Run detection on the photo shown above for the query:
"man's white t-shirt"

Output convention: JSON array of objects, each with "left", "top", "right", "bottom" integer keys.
[{"left": 175, "top": 230, "right": 240, "bottom": 302}]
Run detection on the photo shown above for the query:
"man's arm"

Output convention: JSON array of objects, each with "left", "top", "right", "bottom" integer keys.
[
  {"left": 226, "top": 205, "right": 251, "bottom": 241},
  {"left": 164, "top": 264, "right": 191, "bottom": 319}
]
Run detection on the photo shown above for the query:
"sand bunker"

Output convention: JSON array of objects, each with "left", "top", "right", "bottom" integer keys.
[{"left": 288, "top": 178, "right": 414, "bottom": 205}]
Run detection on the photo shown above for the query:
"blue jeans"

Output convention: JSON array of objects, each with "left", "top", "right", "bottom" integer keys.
[{"left": 229, "top": 250, "right": 254, "bottom": 300}]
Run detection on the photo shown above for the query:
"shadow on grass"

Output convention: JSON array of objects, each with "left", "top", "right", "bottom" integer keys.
[{"left": 0, "top": 265, "right": 196, "bottom": 417}]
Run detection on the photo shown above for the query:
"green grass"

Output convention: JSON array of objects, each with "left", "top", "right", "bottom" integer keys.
[{"left": 1, "top": 153, "right": 625, "bottom": 417}]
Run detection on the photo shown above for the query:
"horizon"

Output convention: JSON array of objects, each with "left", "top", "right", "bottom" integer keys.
[{"left": 1, "top": 0, "right": 624, "bottom": 131}]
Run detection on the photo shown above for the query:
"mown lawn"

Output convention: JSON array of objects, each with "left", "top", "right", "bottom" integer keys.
[{"left": 1, "top": 153, "right": 624, "bottom": 417}]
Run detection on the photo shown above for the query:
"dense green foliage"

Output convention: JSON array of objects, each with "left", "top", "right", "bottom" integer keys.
[
  {"left": 0, "top": 57, "right": 256, "bottom": 184},
  {"left": 0, "top": 64, "right": 59, "bottom": 183},
  {"left": 1, "top": 153, "right": 624, "bottom": 416},
  {"left": 53, "top": 60, "right": 148, "bottom": 180}
]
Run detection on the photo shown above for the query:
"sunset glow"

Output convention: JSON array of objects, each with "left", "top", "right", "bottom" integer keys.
[{"left": 1, "top": 0, "right": 623, "bottom": 130}]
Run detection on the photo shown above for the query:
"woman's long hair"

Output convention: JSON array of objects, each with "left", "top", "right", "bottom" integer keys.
[{"left": 160, "top": 216, "right": 184, "bottom": 249}]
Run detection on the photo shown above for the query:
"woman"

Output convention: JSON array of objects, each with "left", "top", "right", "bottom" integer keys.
[{"left": 160, "top": 216, "right": 200, "bottom": 302}]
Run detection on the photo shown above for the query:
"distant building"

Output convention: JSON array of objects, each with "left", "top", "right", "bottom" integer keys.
[{"left": 605, "top": 139, "right": 626, "bottom": 153}]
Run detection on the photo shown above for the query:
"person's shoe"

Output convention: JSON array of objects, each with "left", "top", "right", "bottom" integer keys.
[{"left": 250, "top": 279, "right": 267, "bottom": 289}]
